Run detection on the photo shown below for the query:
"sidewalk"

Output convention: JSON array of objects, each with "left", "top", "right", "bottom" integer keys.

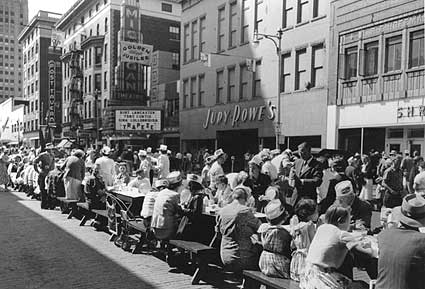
[{"left": 0, "top": 191, "right": 238, "bottom": 289}]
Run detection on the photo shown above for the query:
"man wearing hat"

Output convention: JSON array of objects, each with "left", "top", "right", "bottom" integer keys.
[
  {"left": 291, "top": 142, "right": 323, "bottom": 203},
  {"left": 382, "top": 155, "right": 404, "bottom": 208},
  {"left": 201, "top": 155, "right": 215, "bottom": 187},
  {"left": 155, "top": 144, "right": 170, "bottom": 180},
  {"left": 208, "top": 149, "right": 226, "bottom": 190},
  {"left": 94, "top": 146, "right": 116, "bottom": 186},
  {"left": 33, "top": 143, "right": 56, "bottom": 209},
  {"left": 243, "top": 154, "right": 271, "bottom": 211},
  {"left": 141, "top": 179, "right": 169, "bottom": 230},
  {"left": 333, "top": 180, "right": 372, "bottom": 229},
  {"left": 151, "top": 171, "right": 183, "bottom": 240},
  {"left": 138, "top": 150, "right": 151, "bottom": 182},
  {"left": 376, "top": 194, "right": 425, "bottom": 289}
]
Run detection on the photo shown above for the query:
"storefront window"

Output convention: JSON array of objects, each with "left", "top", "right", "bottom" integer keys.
[
  {"left": 388, "top": 128, "right": 403, "bottom": 138},
  {"left": 408, "top": 128, "right": 424, "bottom": 138}
]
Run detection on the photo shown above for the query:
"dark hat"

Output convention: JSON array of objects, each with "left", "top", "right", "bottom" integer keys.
[{"left": 392, "top": 194, "right": 425, "bottom": 228}]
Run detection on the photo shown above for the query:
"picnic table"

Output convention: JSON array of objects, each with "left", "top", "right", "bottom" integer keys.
[{"left": 107, "top": 187, "right": 145, "bottom": 217}]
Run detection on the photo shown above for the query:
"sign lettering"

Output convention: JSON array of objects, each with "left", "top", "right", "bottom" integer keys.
[
  {"left": 120, "top": 41, "right": 152, "bottom": 65},
  {"left": 115, "top": 110, "right": 161, "bottom": 131},
  {"left": 47, "top": 61, "right": 56, "bottom": 126}
]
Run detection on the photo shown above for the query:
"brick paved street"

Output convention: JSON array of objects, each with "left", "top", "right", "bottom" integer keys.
[{"left": 0, "top": 191, "right": 239, "bottom": 289}]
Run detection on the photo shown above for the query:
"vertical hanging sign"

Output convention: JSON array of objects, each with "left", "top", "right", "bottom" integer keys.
[{"left": 47, "top": 61, "right": 56, "bottom": 126}]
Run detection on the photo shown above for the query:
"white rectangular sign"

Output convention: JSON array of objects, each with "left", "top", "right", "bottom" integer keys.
[
  {"left": 115, "top": 110, "right": 161, "bottom": 131},
  {"left": 120, "top": 41, "right": 153, "bottom": 65}
]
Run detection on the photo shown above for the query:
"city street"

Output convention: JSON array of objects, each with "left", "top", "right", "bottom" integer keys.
[{"left": 0, "top": 190, "right": 239, "bottom": 289}]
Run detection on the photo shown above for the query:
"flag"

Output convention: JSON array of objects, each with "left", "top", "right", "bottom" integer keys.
[
  {"left": 246, "top": 58, "right": 256, "bottom": 72},
  {"left": 200, "top": 52, "right": 211, "bottom": 67}
]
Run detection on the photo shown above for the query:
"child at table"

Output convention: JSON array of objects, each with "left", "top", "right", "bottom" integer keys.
[
  {"left": 214, "top": 175, "right": 232, "bottom": 207},
  {"left": 257, "top": 199, "right": 292, "bottom": 278},
  {"left": 289, "top": 198, "right": 318, "bottom": 282},
  {"left": 114, "top": 163, "right": 130, "bottom": 186},
  {"left": 128, "top": 169, "right": 151, "bottom": 194}
]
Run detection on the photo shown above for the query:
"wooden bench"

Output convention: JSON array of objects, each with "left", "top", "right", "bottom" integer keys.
[
  {"left": 127, "top": 220, "right": 148, "bottom": 254},
  {"left": 56, "top": 197, "right": 79, "bottom": 219},
  {"left": 76, "top": 202, "right": 91, "bottom": 226},
  {"left": 168, "top": 239, "right": 216, "bottom": 285},
  {"left": 242, "top": 270, "right": 300, "bottom": 289}
]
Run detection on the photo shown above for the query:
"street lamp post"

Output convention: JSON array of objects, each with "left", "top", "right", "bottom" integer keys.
[{"left": 254, "top": 29, "right": 283, "bottom": 149}]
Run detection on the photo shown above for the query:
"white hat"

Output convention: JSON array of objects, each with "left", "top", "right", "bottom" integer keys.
[
  {"left": 249, "top": 154, "right": 263, "bottom": 167},
  {"left": 154, "top": 179, "right": 169, "bottom": 189},
  {"left": 167, "top": 150, "right": 172, "bottom": 155},
  {"left": 263, "top": 186, "right": 279, "bottom": 201},
  {"left": 45, "top": 143, "right": 54, "bottom": 149},
  {"left": 146, "top": 147, "right": 152, "bottom": 153},
  {"left": 101, "top": 146, "right": 111, "bottom": 156},
  {"left": 138, "top": 150, "right": 147, "bottom": 157},
  {"left": 167, "top": 171, "right": 183, "bottom": 185},
  {"left": 187, "top": 174, "right": 203, "bottom": 186},
  {"left": 264, "top": 199, "right": 286, "bottom": 221},
  {"left": 158, "top": 144, "right": 168, "bottom": 151},
  {"left": 214, "top": 148, "right": 225, "bottom": 158},
  {"left": 335, "top": 180, "right": 355, "bottom": 198},
  {"left": 260, "top": 149, "right": 272, "bottom": 161}
]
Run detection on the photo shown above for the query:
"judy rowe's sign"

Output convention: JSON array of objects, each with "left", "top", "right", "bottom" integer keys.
[
  {"left": 203, "top": 101, "right": 276, "bottom": 129},
  {"left": 115, "top": 110, "right": 161, "bottom": 131},
  {"left": 120, "top": 41, "right": 153, "bottom": 65}
]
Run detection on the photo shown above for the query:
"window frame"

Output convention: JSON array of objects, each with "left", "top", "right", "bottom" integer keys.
[
  {"left": 311, "top": 43, "right": 325, "bottom": 88},
  {"left": 408, "top": 29, "right": 424, "bottom": 69},
  {"left": 216, "top": 69, "right": 225, "bottom": 104},
  {"left": 217, "top": 6, "right": 226, "bottom": 52},
  {"left": 295, "top": 48, "right": 307, "bottom": 91}
]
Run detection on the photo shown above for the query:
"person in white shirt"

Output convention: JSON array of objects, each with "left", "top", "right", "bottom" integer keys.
[
  {"left": 260, "top": 149, "right": 278, "bottom": 181},
  {"left": 208, "top": 149, "right": 226, "bottom": 190},
  {"left": 138, "top": 150, "right": 151, "bottom": 181},
  {"left": 155, "top": 144, "right": 170, "bottom": 179},
  {"left": 128, "top": 169, "right": 152, "bottom": 195},
  {"left": 94, "top": 146, "right": 116, "bottom": 187}
]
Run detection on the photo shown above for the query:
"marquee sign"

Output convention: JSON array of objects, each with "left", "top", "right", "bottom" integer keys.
[
  {"left": 47, "top": 61, "right": 56, "bottom": 126},
  {"left": 115, "top": 109, "right": 161, "bottom": 131}
]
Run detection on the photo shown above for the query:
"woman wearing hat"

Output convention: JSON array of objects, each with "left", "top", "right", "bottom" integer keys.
[
  {"left": 94, "top": 146, "right": 116, "bottom": 187},
  {"left": 61, "top": 149, "right": 86, "bottom": 201},
  {"left": 208, "top": 149, "right": 226, "bottom": 190},
  {"left": 201, "top": 155, "right": 215, "bottom": 187},
  {"left": 257, "top": 199, "right": 292, "bottom": 278},
  {"left": 178, "top": 174, "right": 208, "bottom": 243},
  {"left": 243, "top": 154, "right": 272, "bottom": 211}
]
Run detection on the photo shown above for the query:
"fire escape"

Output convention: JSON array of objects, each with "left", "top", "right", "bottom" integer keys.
[{"left": 68, "top": 49, "right": 83, "bottom": 139}]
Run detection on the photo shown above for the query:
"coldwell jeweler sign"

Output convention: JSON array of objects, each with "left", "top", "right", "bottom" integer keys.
[{"left": 115, "top": 110, "right": 161, "bottom": 131}]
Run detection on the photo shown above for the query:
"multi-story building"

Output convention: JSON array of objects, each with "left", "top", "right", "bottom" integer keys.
[
  {"left": 0, "top": 0, "right": 28, "bottom": 101},
  {"left": 18, "top": 11, "right": 63, "bottom": 147},
  {"left": 55, "top": 0, "right": 180, "bottom": 150},
  {"left": 327, "top": 0, "right": 424, "bottom": 155},
  {"left": 0, "top": 98, "right": 24, "bottom": 145},
  {"left": 179, "top": 0, "right": 330, "bottom": 170}
]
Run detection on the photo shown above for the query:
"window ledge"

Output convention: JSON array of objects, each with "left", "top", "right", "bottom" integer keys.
[
  {"left": 240, "top": 41, "right": 250, "bottom": 47},
  {"left": 406, "top": 66, "right": 425, "bottom": 73},
  {"left": 382, "top": 70, "right": 402, "bottom": 77},
  {"left": 282, "top": 26, "right": 294, "bottom": 32},
  {"left": 311, "top": 15, "right": 327, "bottom": 22},
  {"left": 361, "top": 75, "right": 378, "bottom": 81},
  {"left": 228, "top": 45, "right": 237, "bottom": 51},
  {"left": 295, "top": 21, "right": 309, "bottom": 28},
  {"left": 341, "top": 78, "right": 358, "bottom": 84}
]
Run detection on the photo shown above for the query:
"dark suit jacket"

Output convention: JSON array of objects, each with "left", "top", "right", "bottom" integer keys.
[
  {"left": 318, "top": 173, "right": 349, "bottom": 215},
  {"left": 293, "top": 157, "right": 323, "bottom": 201}
]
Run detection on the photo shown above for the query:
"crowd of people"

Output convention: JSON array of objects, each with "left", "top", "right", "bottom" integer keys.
[{"left": 1, "top": 141, "right": 424, "bottom": 289}]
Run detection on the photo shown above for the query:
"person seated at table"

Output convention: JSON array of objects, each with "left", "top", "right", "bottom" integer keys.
[
  {"left": 243, "top": 154, "right": 272, "bottom": 212},
  {"left": 114, "top": 162, "right": 130, "bottom": 186},
  {"left": 151, "top": 171, "right": 183, "bottom": 240},
  {"left": 303, "top": 205, "right": 370, "bottom": 289},
  {"left": 289, "top": 198, "right": 318, "bottom": 282},
  {"left": 216, "top": 186, "right": 262, "bottom": 274},
  {"left": 375, "top": 194, "right": 425, "bottom": 289},
  {"left": 128, "top": 168, "right": 151, "bottom": 195},
  {"left": 84, "top": 166, "right": 107, "bottom": 210},
  {"left": 178, "top": 174, "right": 207, "bottom": 243},
  {"left": 214, "top": 174, "right": 232, "bottom": 207},
  {"left": 257, "top": 199, "right": 292, "bottom": 278}
]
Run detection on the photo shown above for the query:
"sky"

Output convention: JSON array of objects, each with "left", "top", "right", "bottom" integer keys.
[{"left": 28, "top": 0, "right": 78, "bottom": 20}]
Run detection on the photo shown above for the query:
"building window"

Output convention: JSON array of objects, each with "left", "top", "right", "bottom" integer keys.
[
  {"left": 95, "top": 73, "right": 101, "bottom": 91},
  {"left": 161, "top": 3, "right": 172, "bottom": 13},
  {"left": 89, "top": 75, "right": 92, "bottom": 92},
  {"left": 172, "top": 52, "right": 180, "bottom": 69},
  {"left": 190, "top": 77, "right": 196, "bottom": 107},
  {"left": 297, "top": 0, "right": 308, "bottom": 23},
  {"left": 218, "top": 7, "right": 226, "bottom": 52},
  {"left": 84, "top": 102, "right": 87, "bottom": 118},
  {"left": 409, "top": 30, "right": 424, "bottom": 68},
  {"left": 30, "top": 101, "right": 33, "bottom": 112},
  {"left": 198, "top": 74, "right": 205, "bottom": 106},
  {"left": 227, "top": 66, "right": 236, "bottom": 102},
  {"left": 344, "top": 46, "right": 358, "bottom": 79},
  {"left": 295, "top": 48, "right": 307, "bottom": 90},
  {"left": 105, "top": 17, "right": 108, "bottom": 33},
  {"left": 95, "top": 46, "right": 102, "bottom": 65},
  {"left": 216, "top": 70, "right": 224, "bottom": 103},
  {"left": 385, "top": 35, "right": 402, "bottom": 72},
  {"left": 169, "top": 26, "right": 180, "bottom": 40},
  {"left": 282, "top": 0, "right": 294, "bottom": 29},
  {"left": 183, "top": 79, "right": 189, "bottom": 108},
  {"left": 84, "top": 50, "right": 88, "bottom": 68},
  {"left": 313, "top": 0, "right": 326, "bottom": 18},
  {"left": 35, "top": 61, "right": 38, "bottom": 72},
  {"left": 84, "top": 77, "right": 87, "bottom": 93},
  {"left": 253, "top": 60, "right": 262, "bottom": 97},
  {"left": 254, "top": 0, "right": 264, "bottom": 33},
  {"left": 191, "top": 20, "right": 198, "bottom": 60},
  {"left": 240, "top": 64, "right": 249, "bottom": 99},
  {"left": 364, "top": 41, "right": 378, "bottom": 76},
  {"left": 96, "top": 23, "right": 100, "bottom": 36},
  {"left": 104, "top": 71, "right": 107, "bottom": 89},
  {"left": 35, "top": 99, "right": 38, "bottom": 111},
  {"left": 89, "top": 9, "right": 92, "bottom": 18},
  {"left": 229, "top": 1, "right": 237, "bottom": 48},
  {"left": 311, "top": 43, "right": 324, "bottom": 87},
  {"left": 89, "top": 48, "right": 92, "bottom": 66},
  {"left": 104, "top": 43, "right": 107, "bottom": 62},
  {"left": 281, "top": 53, "right": 291, "bottom": 92},
  {"left": 81, "top": 16, "right": 84, "bottom": 24},
  {"left": 241, "top": 0, "right": 250, "bottom": 44},
  {"left": 183, "top": 24, "right": 190, "bottom": 62},
  {"left": 96, "top": 3, "right": 100, "bottom": 12},
  {"left": 35, "top": 80, "right": 38, "bottom": 91},
  {"left": 88, "top": 101, "right": 92, "bottom": 118},
  {"left": 199, "top": 17, "right": 206, "bottom": 53}
]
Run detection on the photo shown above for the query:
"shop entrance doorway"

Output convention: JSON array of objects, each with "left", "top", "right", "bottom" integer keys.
[{"left": 217, "top": 129, "right": 258, "bottom": 173}]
